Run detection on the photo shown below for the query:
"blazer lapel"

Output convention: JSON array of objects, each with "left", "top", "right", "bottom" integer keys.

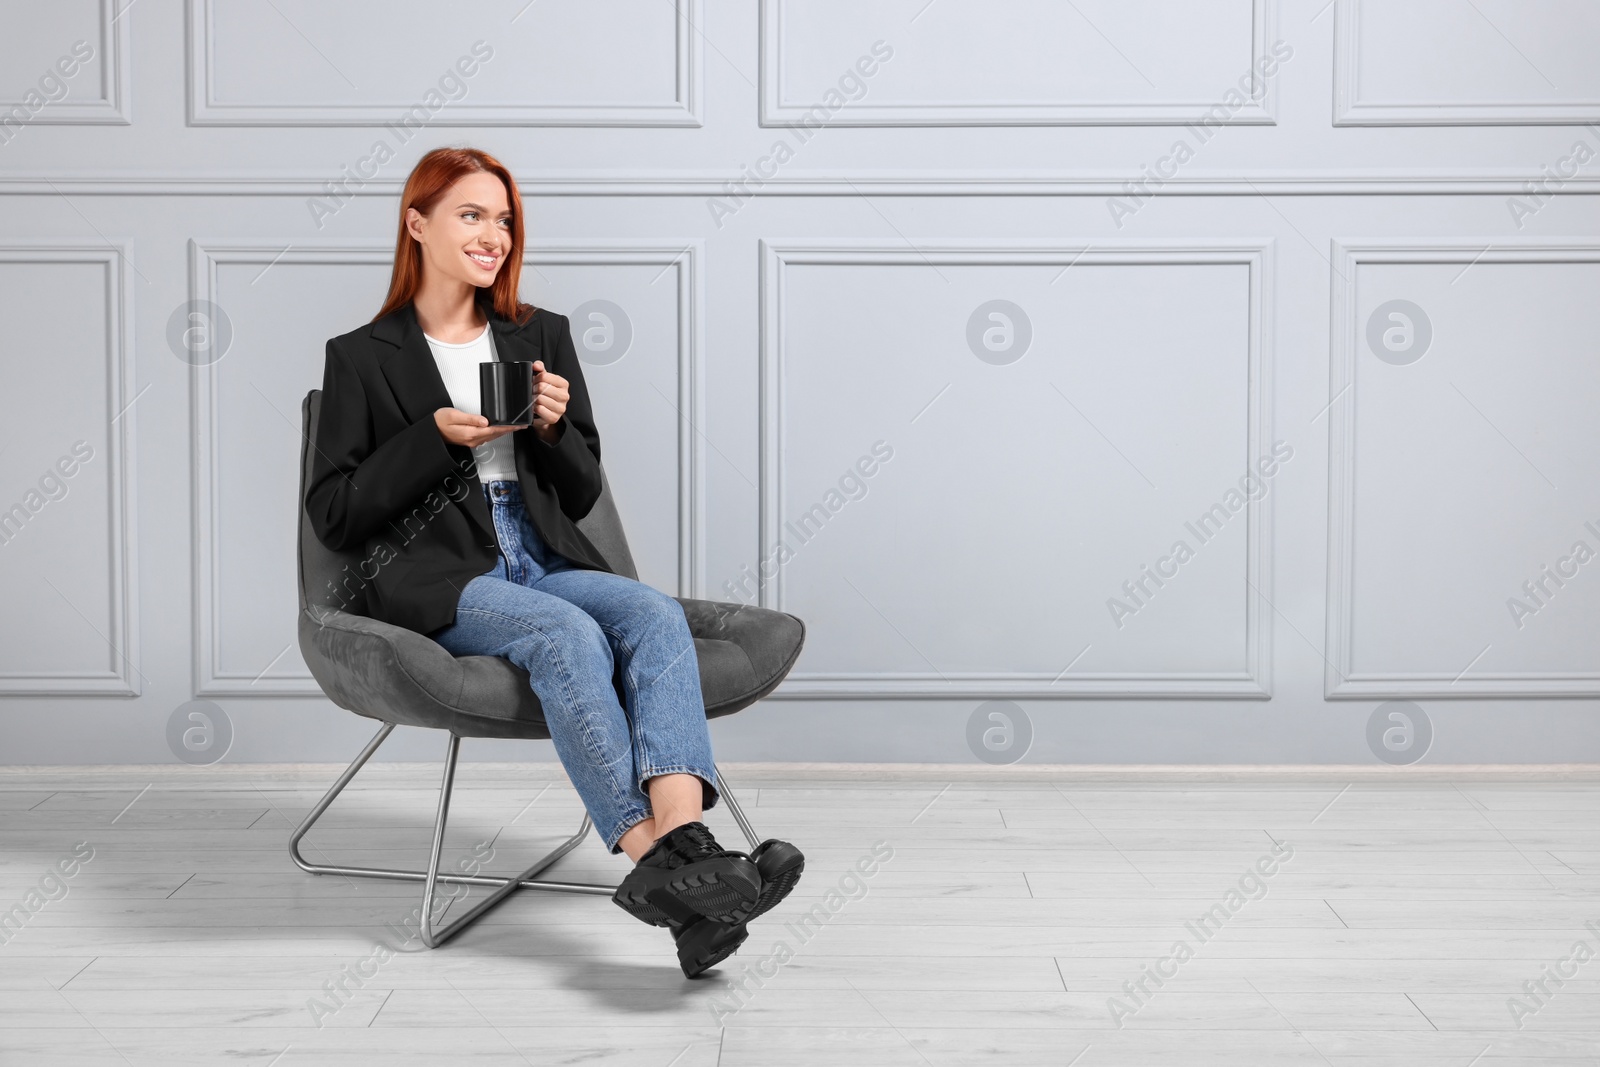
[
  {"left": 486, "top": 304, "right": 542, "bottom": 364},
  {"left": 371, "top": 290, "right": 527, "bottom": 547},
  {"left": 373, "top": 302, "right": 456, "bottom": 428}
]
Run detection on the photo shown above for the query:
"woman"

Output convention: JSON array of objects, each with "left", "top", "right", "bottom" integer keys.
[{"left": 305, "top": 146, "right": 801, "bottom": 978}]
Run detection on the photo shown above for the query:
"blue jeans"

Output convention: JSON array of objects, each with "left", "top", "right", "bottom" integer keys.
[{"left": 427, "top": 479, "right": 718, "bottom": 853}]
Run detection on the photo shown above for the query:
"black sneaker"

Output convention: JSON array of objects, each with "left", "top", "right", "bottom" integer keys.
[
  {"left": 671, "top": 916, "right": 748, "bottom": 979},
  {"left": 743, "top": 839, "right": 804, "bottom": 923},
  {"left": 612, "top": 821, "right": 763, "bottom": 927}
]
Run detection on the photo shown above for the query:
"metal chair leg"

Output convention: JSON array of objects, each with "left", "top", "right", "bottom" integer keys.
[
  {"left": 418, "top": 734, "right": 463, "bottom": 947},
  {"left": 288, "top": 722, "right": 616, "bottom": 951},
  {"left": 714, "top": 763, "right": 763, "bottom": 851},
  {"left": 289, "top": 721, "right": 395, "bottom": 875}
]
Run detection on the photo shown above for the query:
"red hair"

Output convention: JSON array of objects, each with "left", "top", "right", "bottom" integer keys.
[{"left": 374, "top": 146, "right": 533, "bottom": 325}]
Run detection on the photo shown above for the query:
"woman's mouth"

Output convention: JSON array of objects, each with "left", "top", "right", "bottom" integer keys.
[{"left": 466, "top": 250, "right": 499, "bottom": 272}]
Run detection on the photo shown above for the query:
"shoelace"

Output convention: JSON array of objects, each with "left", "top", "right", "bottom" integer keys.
[{"left": 671, "top": 822, "right": 750, "bottom": 863}]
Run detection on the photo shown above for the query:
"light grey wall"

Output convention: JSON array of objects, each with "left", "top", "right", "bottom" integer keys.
[{"left": 2, "top": 0, "right": 1598, "bottom": 766}]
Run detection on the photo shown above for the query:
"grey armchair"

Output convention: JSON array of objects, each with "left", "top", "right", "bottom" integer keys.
[{"left": 291, "top": 389, "right": 805, "bottom": 947}]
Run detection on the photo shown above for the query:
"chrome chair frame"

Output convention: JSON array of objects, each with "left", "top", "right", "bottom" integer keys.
[{"left": 289, "top": 720, "right": 764, "bottom": 948}]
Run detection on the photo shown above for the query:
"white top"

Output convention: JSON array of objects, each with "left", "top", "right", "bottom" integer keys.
[{"left": 423, "top": 322, "right": 519, "bottom": 484}]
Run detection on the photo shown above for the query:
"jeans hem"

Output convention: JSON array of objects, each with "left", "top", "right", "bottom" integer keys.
[
  {"left": 638, "top": 764, "right": 721, "bottom": 813},
  {"left": 605, "top": 806, "right": 655, "bottom": 854}
]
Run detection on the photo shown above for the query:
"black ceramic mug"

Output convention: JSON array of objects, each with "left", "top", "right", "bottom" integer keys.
[{"left": 480, "top": 360, "right": 536, "bottom": 425}]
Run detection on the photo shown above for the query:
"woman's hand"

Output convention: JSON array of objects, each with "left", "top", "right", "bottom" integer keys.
[
  {"left": 434, "top": 408, "right": 525, "bottom": 448},
  {"left": 529, "top": 360, "right": 569, "bottom": 444}
]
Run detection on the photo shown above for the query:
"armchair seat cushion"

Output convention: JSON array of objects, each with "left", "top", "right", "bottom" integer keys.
[{"left": 301, "top": 598, "right": 804, "bottom": 741}]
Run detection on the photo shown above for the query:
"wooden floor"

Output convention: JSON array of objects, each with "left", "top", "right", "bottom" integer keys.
[{"left": 2, "top": 762, "right": 1599, "bottom": 1065}]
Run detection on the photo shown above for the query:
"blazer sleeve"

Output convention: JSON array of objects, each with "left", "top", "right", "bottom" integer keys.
[
  {"left": 527, "top": 311, "right": 604, "bottom": 521},
  {"left": 305, "top": 337, "right": 459, "bottom": 552}
]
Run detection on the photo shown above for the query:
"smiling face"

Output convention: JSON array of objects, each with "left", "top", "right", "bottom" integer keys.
[{"left": 405, "top": 169, "right": 513, "bottom": 291}]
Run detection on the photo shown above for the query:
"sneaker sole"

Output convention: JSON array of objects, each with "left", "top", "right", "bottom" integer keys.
[
  {"left": 746, "top": 842, "right": 804, "bottom": 923},
  {"left": 613, "top": 857, "right": 763, "bottom": 927}
]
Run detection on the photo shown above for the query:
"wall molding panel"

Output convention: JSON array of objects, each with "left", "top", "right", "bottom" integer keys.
[
  {"left": 0, "top": 0, "right": 132, "bottom": 125},
  {"left": 759, "top": 240, "right": 1274, "bottom": 700},
  {"left": 0, "top": 244, "right": 139, "bottom": 695},
  {"left": 1334, "top": 0, "right": 1600, "bottom": 126},
  {"left": 186, "top": 0, "right": 703, "bottom": 127},
  {"left": 188, "top": 243, "right": 390, "bottom": 696},
  {"left": 759, "top": 0, "right": 1275, "bottom": 127},
  {"left": 1326, "top": 239, "right": 1600, "bottom": 699}
]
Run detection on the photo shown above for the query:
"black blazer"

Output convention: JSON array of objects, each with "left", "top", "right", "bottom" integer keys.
[{"left": 305, "top": 285, "right": 616, "bottom": 636}]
